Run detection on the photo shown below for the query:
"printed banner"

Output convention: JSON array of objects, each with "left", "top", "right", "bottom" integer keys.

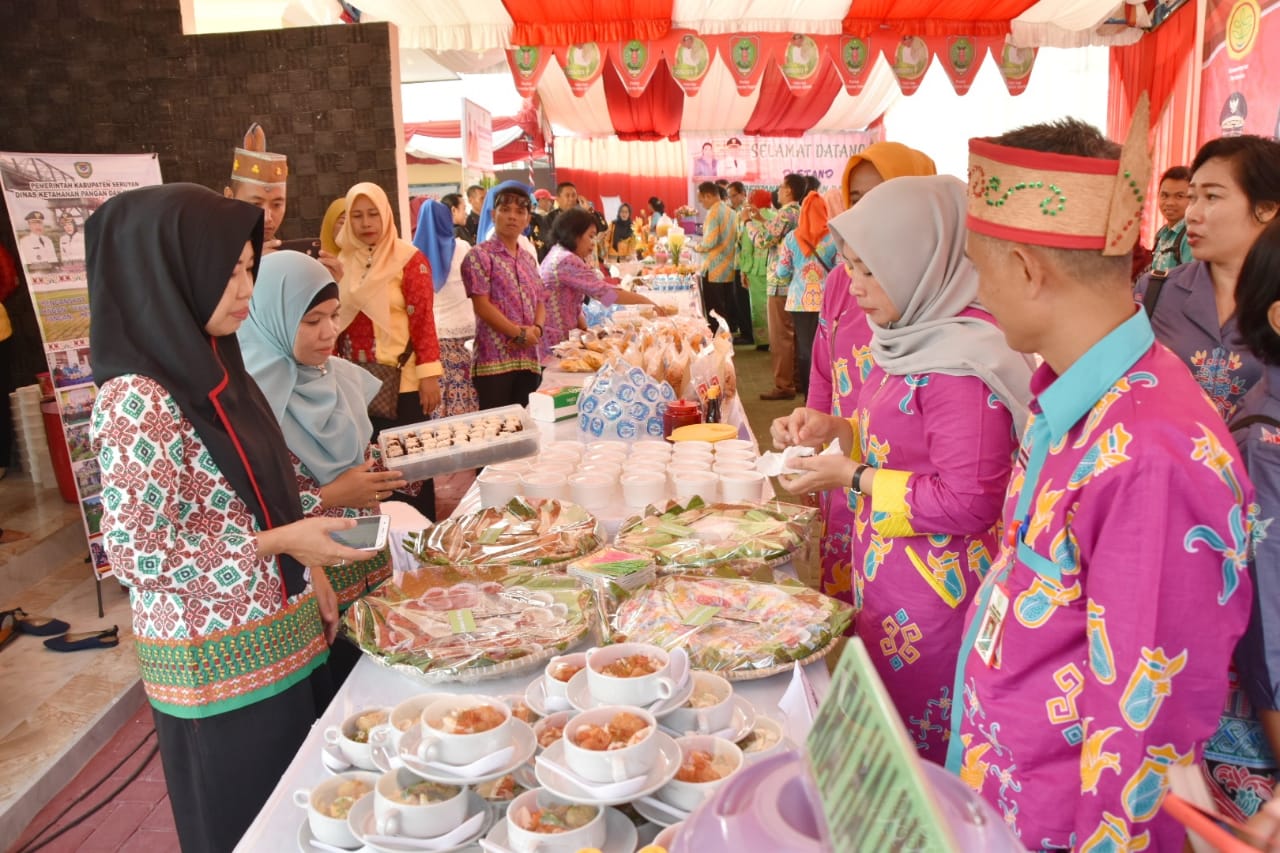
[
  {"left": 887, "top": 35, "right": 934, "bottom": 96},
  {"left": 832, "top": 34, "right": 880, "bottom": 95},
  {"left": 686, "top": 129, "right": 884, "bottom": 198},
  {"left": 609, "top": 39, "right": 664, "bottom": 96},
  {"left": 713, "top": 33, "right": 771, "bottom": 96},
  {"left": 934, "top": 34, "right": 996, "bottom": 96},
  {"left": 462, "top": 98, "right": 493, "bottom": 174},
  {"left": 507, "top": 45, "right": 553, "bottom": 98},
  {"left": 0, "top": 151, "right": 163, "bottom": 578},
  {"left": 665, "top": 30, "right": 715, "bottom": 96},
  {"left": 555, "top": 42, "right": 607, "bottom": 96},
  {"left": 1198, "top": 0, "right": 1279, "bottom": 144},
  {"left": 778, "top": 34, "right": 832, "bottom": 94},
  {"left": 994, "top": 37, "right": 1038, "bottom": 96}
]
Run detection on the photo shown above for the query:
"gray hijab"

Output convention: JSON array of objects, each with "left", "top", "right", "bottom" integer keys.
[{"left": 828, "top": 175, "right": 1033, "bottom": 435}]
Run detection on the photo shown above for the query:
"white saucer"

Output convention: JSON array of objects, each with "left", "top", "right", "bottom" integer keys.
[
  {"left": 662, "top": 694, "right": 757, "bottom": 742},
  {"left": 633, "top": 795, "right": 690, "bottom": 828},
  {"left": 347, "top": 790, "right": 492, "bottom": 853},
  {"left": 565, "top": 668, "right": 695, "bottom": 718},
  {"left": 535, "top": 730, "right": 681, "bottom": 806},
  {"left": 524, "top": 675, "right": 574, "bottom": 717},
  {"left": 484, "top": 806, "right": 637, "bottom": 853},
  {"left": 321, "top": 743, "right": 354, "bottom": 775},
  {"left": 398, "top": 720, "right": 537, "bottom": 784},
  {"left": 297, "top": 815, "right": 370, "bottom": 852}
]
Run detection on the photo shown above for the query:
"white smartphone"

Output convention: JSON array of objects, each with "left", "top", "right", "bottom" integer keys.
[{"left": 329, "top": 515, "right": 390, "bottom": 551}]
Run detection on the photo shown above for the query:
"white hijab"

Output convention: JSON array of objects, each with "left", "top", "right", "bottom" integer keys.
[{"left": 828, "top": 175, "right": 1034, "bottom": 435}]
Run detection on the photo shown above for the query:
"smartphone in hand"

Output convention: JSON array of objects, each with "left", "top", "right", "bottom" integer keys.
[
  {"left": 277, "top": 238, "right": 323, "bottom": 258},
  {"left": 328, "top": 515, "right": 390, "bottom": 551}
]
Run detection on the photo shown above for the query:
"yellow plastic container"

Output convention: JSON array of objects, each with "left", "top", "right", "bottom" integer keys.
[{"left": 670, "top": 423, "right": 738, "bottom": 443}]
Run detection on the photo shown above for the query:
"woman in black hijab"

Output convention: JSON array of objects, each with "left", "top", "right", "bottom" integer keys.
[
  {"left": 87, "top": 183, "right": 368, "bottom": 853},
  {"left": 605, "top": 202, "right": 636, "bottom": 261}
]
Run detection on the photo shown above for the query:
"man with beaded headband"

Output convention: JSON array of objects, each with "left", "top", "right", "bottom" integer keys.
[{"left": 945, "top": 99, "right": 1256, "bottom": 850}]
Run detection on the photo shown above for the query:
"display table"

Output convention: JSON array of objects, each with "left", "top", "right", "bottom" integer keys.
[{"left": 236, "top": 642, "right": 829, "bottom": 852}]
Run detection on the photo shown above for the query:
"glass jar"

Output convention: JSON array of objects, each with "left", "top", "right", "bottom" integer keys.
[{"left": 663, "top": 399, "right": 702, "bottom": 440}]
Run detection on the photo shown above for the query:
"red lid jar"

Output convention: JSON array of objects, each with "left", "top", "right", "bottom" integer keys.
[{"left": 663, "top": 399, "right": 702, "bottom": 440}]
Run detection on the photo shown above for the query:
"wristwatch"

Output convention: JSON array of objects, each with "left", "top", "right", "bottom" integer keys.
[{"left": 851, "top": 463, "right": 871, "bottom": 495}]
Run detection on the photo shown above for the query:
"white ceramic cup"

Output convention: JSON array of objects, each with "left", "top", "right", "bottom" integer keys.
[
  {"left": 505, "top": 788, "right": 608, "bottom": 853},
  {"left": 323, "top": 707, "right": 390, "bottom": 771},
  {"left": 568, "top": 473, "right": 615, "bottom": 510},
  {"left": 673, "top": 470, "right": 719, "bottom": 502},
  {"left": 477, "top": 470, "right": 522, "bottom": 508},
  {"left": 489, "top": 459, "right": 532, "bottom": 475},
  {"left": 621, "top": 471, "right": 667, "bottom": 506},
  {"left": 416, "top": 695, "right": 512, "bottom": 766},
  {"left": 544, "top": 652, "right": 588, "bottom": 703},
  {"left": 293, "top": 771, "right": 378, "bottom": 849},
  {"left": 586, "top": 643, "right": 675, "bottom": 707},
  {"left": 533, "top": 710, "right": 574, "bottom": 752},
  {"left": 662, "top": 672, "right": 735, "bottom": 736},
  {"left": 521, "top": 471, "right": 568, "bottom": 501},
  {"left": 657, "top": 735, "right": 744, "bottom": 812},
  {"left": 563, "top": 705, "right": 660, "bottom": 783},
  {"left": 719, "top": 470, "right": 766, "bottom": 503},
  {"left": 369, "top": 694, "right": 435, "bottom": 763},
  {"left": 373, "top": 768, "right": 467, "bottom": 838},
  {"left": 739, "top": 715, "right": 790, "bottom": 763},
  {"left": 714, "top": 439, "right": 754, "bottom": 455}
]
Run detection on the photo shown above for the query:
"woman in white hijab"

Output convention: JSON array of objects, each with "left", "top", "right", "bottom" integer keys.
[{"left": 771, "top": 174, "right": 1033, "bottom": 764}]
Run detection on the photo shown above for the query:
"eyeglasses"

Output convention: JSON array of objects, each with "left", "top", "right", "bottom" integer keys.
[{"left": 493, "top": 193, "right": 531, "bottom": 211}]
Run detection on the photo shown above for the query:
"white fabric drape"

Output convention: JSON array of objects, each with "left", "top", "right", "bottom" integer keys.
[
  {"left": 536, "top": 62, "right": 617, "bottom": 138},
  {"left": 555, "top": 136, "right": 689, "bottom": 178},
  {"left": 672, "top": 0, "right": 853, "bottom": 34},
  {"left": 1010, "top": 0, "right": 1145, "bottom": 47},
  {"left": 680, "top": 61, "right": 763, "bottom": 133},
  {"left": 355, "top": 0, "right": 513, "bottom": 52},
  {"left": 809, "top": 54, "right": 901, "bottom": 133}
]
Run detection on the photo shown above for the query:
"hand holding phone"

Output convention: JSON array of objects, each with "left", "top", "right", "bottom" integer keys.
[
  {"left": 276, "top": 238, "right": 323, "bottom": 258},
  {"left": 327, "top": 514, "right": 390, "bottom": 551}
]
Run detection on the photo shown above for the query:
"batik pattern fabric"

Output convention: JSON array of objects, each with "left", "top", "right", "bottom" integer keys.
[
  {"left": 850, "top": 310, "right": 1017, "bottom": 763},
  {"left": 752, "top": 202, "right": 800, "bottom": 297},
  {"left": 810, "top": 266, "right": 874, "bottom": 608},
  {"left": 1138, "top": 260, "right": 1262, "bottom": 420},
  {"left": 460, "top": 238, "right": 544, "bottom": 377},
  {"left": 538, "top": 244, "right": 618, "bottom": 358},
  {"left": 777, "top": 231, "right": 837, "bottom": 313},
  {"left": 946, "top": 310, "right": 1255, "bottom": 851},
  {"left": 1150, "top": 220, "right": 1192, "bottom": 274},
  {"left": 91, "top": 375, "right": 328, "bottom": 719},
  {"left": 1205, "top": 362, "right": 1280, "bottom": 820},
  {"left": 437, "top": 337, "right": 480, "bottom": 418},
  {"left": 291, "top": 452, "right": 392, "bottom": 613}
]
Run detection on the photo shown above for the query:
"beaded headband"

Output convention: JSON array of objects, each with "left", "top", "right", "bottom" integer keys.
[
  {"left": 966, "top": 96, "right": 1150, "bottom": 256},
  {"left": 230, "top": 122, "right": 288, "bottom": 187}
]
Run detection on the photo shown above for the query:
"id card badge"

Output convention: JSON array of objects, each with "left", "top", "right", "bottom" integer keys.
[{"left": 974, "top": 583, "right": 1010, "bottom": 668}]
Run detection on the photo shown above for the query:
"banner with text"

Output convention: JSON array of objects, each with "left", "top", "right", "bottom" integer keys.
[
  {"left": 1198, "top": 0, "right": 1279, "bottom": 145},
  {"left": 685, "top": 129, "right": 884, "bottom": 203},
  {"left": 0, "top": 151, "right": 163, "bottom": 578}
]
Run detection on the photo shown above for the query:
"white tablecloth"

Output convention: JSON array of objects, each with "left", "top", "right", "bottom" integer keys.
[{"left": 236, "top": 648, "right": 829, "bottom": 852}]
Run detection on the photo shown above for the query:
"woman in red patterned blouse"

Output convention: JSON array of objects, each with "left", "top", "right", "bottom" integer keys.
[{"left": 334, "top": 182, "right": 442, "bottom": 519}]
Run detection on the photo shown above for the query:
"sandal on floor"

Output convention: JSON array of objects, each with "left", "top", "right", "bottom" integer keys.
[
  {"left": 44, "top": 625, "right": 120, "bottom": 652},
  {"left": 0, "top": 611, "right": 17, "bottom": 652},
  {"left": 12, "top": 608, "right": 71, "bottom": 636}
]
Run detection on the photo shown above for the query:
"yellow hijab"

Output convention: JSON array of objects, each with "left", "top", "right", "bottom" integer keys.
[
  {"left": 320, "top": 197, "right": 346, "bottom": 256},
  {"left": 840, "top": 142, "right": 937, "bottom": 208},
  {"left": 336, "top": 182, "right": 417, "bottom": 334}
]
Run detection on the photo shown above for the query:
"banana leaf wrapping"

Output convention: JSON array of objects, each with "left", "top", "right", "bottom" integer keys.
[
  {"left": 405, "top": 498, "right": 603, "bottom": 568},
  {"left": 609, "top": 574, "right": 852, "bottom": 679},
  {"left": 343, "top": 571, "right": 595, "bottom": 683},
  {"left": 613, "top": 498, "right": 816, "bottom": 571}
]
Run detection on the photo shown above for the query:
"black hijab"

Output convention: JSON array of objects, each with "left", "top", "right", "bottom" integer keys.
[
  {"left": 611, "top": 204, "right": 633, "bottom": 249},
  {"left": 87, "top": 183, "right": 308, "bottom": 598}
]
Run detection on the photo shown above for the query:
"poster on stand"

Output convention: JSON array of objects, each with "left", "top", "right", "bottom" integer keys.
[
  {"left": 461, "top": 99, "right": 494, "bottom": 175},
  {"left": 1198, "top": 0, "right": 1278, "bottom": 144},
  {"left": 0, "top": 151, "right": 163, "bottom": 578}
]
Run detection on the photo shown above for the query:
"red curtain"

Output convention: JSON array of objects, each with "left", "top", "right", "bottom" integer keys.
[
  {"left": 743, "top": 62, "right": 843, "bottom": 138},
  {"left": 554, "top": 166, "right": 688, "bottom": 219},
  {"left": 843, "top": 0, "right": 1036, "bottom": 36},
  {"left": 603, "top": 60, "right": 684, "bottom": 141},
  {"left": 501, "top": 0, "right": 673, "bottom": 46},
  {"left": 1107, "top": 0, "right": 1197, "bottom": 139}
]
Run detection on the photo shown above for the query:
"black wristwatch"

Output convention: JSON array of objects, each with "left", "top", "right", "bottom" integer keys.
[{"left": 851, "top": 463, "right": 871, "bottom": 495}]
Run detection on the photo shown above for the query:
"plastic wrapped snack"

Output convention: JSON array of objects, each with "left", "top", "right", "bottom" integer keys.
[
  {"left": 610, "top": 575, "right": 852, "bottom": 678},
  {"left": 406, "top": 498, "right": 603, "bottom": 568},
  {"left": 614, "top": 497, "right": 816, "bottom": 570},
  {"left": 343, "top": 571, "right": 595, "bottom": 682}
]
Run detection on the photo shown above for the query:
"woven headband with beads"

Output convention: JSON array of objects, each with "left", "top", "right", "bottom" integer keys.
[{"left": 966, "top": 96, "right": 1151, "bottom": 256}]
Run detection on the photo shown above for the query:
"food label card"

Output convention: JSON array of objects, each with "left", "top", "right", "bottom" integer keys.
[{"left": 805, "top": 639, "right": 957, "bottom": 851}]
